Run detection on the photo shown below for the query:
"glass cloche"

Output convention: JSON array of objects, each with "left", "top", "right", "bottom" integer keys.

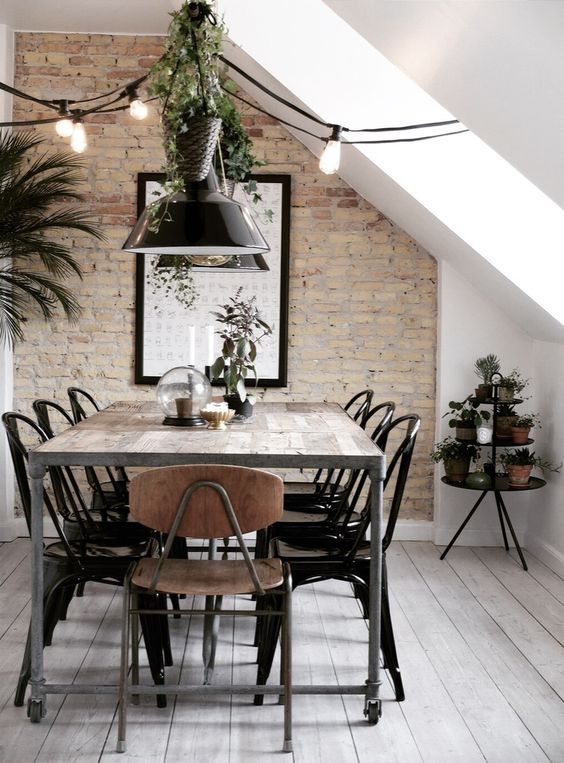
[{"left": 156, "top": 366, "right": 212, "bottom": 427}]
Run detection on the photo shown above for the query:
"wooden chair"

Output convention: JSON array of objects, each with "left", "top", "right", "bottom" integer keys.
[
  {"left": 117, "top": 464, "right": 293, "bottom": 754},
  {"left": 257, "top": 414, "right": 420, "bottom": 704}
]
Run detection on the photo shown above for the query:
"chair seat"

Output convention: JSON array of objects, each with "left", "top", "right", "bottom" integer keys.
[
  {"left": 132, "top": 557, "right": 284, "bottom": 596},
  {"left": 274, "top": 538, "right": 345, "bottom": 560}
]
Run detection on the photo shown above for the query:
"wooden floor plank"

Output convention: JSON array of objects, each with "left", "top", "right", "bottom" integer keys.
[
  {"left": 436, "top": 545, "right": 564, "bottom": 761},
  {"left": 390, "top": 543, "right": 545, "bottom": 762},
  {"left": 1, "top": 540, "right": 563, "bottom": 762}
]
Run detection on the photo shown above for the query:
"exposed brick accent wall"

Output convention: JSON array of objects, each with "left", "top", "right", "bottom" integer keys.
[{"left": 12, "top": 32, "right": 436, "bottom": 520}]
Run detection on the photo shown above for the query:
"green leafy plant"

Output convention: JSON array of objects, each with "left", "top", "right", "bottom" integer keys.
[
  {"left": 431, "top": 437, "right": 479, "bottom": 463},
  {"left": 498, "top": 368, "right": 529, "bottom": 396},
  {"left": 148, "top": 1, "right": 225, "bottom": 195},
  {"left": 210, "top": 287, "right": 272, "bottom": 402},
  {"left": 0, "top": 130, "right": 104, "bottom": 345},
  {"left": 474, "top": 354, "right": 501, "bottom": 384},
  {"left": 146, "top": 254, "right": 198, "bottom": 311},
  {"left": 443, "top": 397, "right": 491, "bottom": 428},
  {"left": 498, "top": 447, "right": 561, "bottom": 472},
  {"left": 513, "top": 413, "right": 541, "bottom": 429}
]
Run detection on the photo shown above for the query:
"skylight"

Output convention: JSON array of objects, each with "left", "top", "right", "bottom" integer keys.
[{"left": 221, "top": 0, "right": 564, "bottom": 325}]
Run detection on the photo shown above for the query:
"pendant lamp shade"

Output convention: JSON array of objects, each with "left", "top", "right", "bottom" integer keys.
[{"left": 122, "top": 168, "right": 270, "bottom": 257}]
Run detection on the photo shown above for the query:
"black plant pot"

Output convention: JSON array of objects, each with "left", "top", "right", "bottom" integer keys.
[{"left": 224, "top": 394, "right": 254, "bottom": 419}]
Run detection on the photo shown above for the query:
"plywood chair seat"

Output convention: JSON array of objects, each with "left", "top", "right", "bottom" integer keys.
[{"left": 132, "top": 556, "right": 284, "bottom": 596}]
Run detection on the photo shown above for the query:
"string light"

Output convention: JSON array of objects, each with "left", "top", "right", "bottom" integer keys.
[
  {"left": 55, "top": 117, "right": 74, "bottom": 137},
  {"left": 70, "top": 119, "right": 87, "bottom": 153},
  {"left": 0, "top": 57, "right": 467, "bottom": 163},
  {"left": 319, "top": 125, "right": 343, "bottom": 175}
]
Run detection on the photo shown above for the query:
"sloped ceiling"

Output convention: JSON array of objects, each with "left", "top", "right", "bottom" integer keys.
[{"left": 2, "top": 0, "right": 563, "bottom": 340}]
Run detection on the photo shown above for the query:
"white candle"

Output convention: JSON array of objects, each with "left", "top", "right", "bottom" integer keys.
[
  {"left": 206, "top": 324, "right": 215, "bottom": 366},
  {"left": 187, "top": 325, "right": 195, "bottom": 366}
]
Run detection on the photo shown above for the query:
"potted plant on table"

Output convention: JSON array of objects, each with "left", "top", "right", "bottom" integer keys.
[
  {"left": 210, "top": 287, "right": 272, "bottom": 418},
  {"left": 499, "top": 447, "right": 561, "bottom": 487},
  {"left": 431, "top": 437, "right": 480, "bottom": 484},
  {"left": 443, "top": 397, "right": 490, "bottom": 442},
  {"left": 473, "top": 354, "right": 501, "bottom": 401}
]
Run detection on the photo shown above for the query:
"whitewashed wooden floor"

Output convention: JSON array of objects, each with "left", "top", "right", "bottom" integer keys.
[{"left": 0, "top": 538, "right": 563, "bottom": 762}]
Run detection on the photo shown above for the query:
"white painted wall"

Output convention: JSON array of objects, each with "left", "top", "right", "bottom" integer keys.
[
  {"left": 0, "top": 24, "right": 17, "bottom": 540},
  {"left": 434, "top": 260, "right": 536, "bottom": 549},
  {"left": 525, "top": 343, "right": 564, "bottom": 577}
]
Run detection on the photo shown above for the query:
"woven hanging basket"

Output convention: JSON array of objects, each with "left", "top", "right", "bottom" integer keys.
[{"left": 165, "top": 115, "right": 221, "bottom": 182}]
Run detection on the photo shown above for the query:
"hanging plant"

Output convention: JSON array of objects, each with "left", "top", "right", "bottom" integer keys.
[{"left": 147, "top": 255, "right": 198, "bottom": 311}]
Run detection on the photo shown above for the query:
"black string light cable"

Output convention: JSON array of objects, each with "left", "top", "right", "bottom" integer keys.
[{"left": 0, "top": 52, "right": 468, "bottom": 169}]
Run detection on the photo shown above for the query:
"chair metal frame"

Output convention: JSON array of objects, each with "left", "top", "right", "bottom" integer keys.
[
  {"left": 117, "top": 464, "right": 293, "bottom": 754},
  {"left": 258, "top": 414, "right": 420, "bottom": 703}
]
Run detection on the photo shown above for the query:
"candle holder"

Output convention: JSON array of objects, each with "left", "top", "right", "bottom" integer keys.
[{"left": 156, "top": 365, "right": 212, "bottom": 427}]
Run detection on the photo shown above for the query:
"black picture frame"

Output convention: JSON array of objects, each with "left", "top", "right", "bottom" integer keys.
[{"left": 134, "top": 173, "right": 291, "bottom": 386}]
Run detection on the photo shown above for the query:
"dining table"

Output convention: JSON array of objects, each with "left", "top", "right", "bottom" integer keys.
[{"left": 27, "top": 400, "right": 386, "bottom": 723}]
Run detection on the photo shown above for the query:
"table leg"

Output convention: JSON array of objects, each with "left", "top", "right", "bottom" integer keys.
[
  {"left": 29, "top": 459, "right": 46, "bottom": 722},
  {"left": 440, "top": 490, "right": 488, "bottom": 561},
  {"left": 365, "top": 468, "right": 383, "bottom": 723}
]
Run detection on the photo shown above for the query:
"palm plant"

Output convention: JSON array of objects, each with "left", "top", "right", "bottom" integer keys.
[{"left": 0, "top": 130, "right": 104, "bottom": 344}]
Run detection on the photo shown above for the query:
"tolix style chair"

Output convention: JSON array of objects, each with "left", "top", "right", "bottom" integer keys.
[{"left": 117, "top": 464, "right": 293, "bottom": 754}]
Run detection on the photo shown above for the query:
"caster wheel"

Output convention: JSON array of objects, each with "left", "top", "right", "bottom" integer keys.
[
  {"left": 27, "top": 698, "right": 44, "bottom": 723},
  {"left": 364, "top": 699, "right": 381, "bottom": 724}
]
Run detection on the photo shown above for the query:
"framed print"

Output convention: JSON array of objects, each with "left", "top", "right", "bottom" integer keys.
[{"left": 134, "top": 173, "right": 290, "bottom": 386}]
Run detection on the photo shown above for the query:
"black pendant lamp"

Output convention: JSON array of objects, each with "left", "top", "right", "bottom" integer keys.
[{"left": 122, "top": 167, "right": 270, "bottom": 270}]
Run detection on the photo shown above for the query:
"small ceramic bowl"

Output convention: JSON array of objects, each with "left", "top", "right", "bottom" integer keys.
[{"left": 199, "top": 408, "right": 235, "bottom": 430}]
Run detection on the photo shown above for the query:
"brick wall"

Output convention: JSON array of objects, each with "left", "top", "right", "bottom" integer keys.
[{"left": 12, "top": 32, "right": 436, "bottom": 520}]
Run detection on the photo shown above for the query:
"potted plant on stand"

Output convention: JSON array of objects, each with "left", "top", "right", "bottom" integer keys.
[
  {"left": 511, "top": 413, "right": 541, "bottom": 445},
  {"left": 210, "top": 287, "right": 272, "bottom": 418},
  {"left": 494, "top": 403, "right": 518, "bottom": 441},
  {"left": 431, "top": 437, "right": 480, "bottom": 484},
  {"left": 443, "top": 397, "right": 490, "bottom": 441},
  {"left": 473, "top": 354, "right": 501, "bottom": 401},
  {"left": 499, "top": 447, "right": 561, "bottom": 487},
  {"left": 496, "top": 368, "right": 529, "bottom": 402}
]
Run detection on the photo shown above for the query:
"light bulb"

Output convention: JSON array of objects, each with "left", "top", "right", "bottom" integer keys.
[
  {"left": 55, "top": 118, "right": 74, "bottom": 138},
  {"left": 129, "top": 98, "right": 148, "bottom": 120},
  {"left": 70, "top": 121, "right": 87, "bottom": 153},
  {"left": 319, "top": 140, "right": 341, "bottom": 175}
]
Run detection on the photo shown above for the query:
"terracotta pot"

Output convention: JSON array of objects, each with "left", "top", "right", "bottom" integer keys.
[
  {"left": 495, "top": 415, "right": 518, "bottom": 440},
  {"left": 506, "top": 464, "right": 533, "bottom": 486},
  {"left": 444, "top": 457, "right": 471, "bottom": 484},
  {"left": 511, "top": 426, "right": 531, "bottom": 445}
]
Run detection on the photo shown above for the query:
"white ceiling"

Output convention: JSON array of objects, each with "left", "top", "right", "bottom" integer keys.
[{"left": 2, "top": 0, "right": 563, "bottom": 340}]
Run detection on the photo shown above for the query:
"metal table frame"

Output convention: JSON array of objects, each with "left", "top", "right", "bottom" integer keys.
[{"left": 27, "top": 401, "right": 386, "bottom": 723}]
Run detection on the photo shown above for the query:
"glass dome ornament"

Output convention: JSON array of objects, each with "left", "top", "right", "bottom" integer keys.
[{"left": 156, "top": 366, "right": 212, "bottom": 427}]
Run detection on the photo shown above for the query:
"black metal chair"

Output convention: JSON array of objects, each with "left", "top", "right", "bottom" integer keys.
[
  {"left": 282, "top": 389, "right": 375, "bottom": 509},
  {"left": 1, "top": 412, "right": 167, "bottom": 710},
  {"left": 254, "top": 401, "right": 396, "bottom": 559},
  {"left": 66, "top": 387, "right": 129, "bottom": 507},
  {"left": 256, "top": 414, "right": 420, "bottom": 703},
  {"left": 32, "top": 399, "right": 137, "bottom": 530}
]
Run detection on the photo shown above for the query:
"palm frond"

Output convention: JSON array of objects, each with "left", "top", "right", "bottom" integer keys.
[{"left": 0, "top": 129, "right": 104, "bottom": 345}]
